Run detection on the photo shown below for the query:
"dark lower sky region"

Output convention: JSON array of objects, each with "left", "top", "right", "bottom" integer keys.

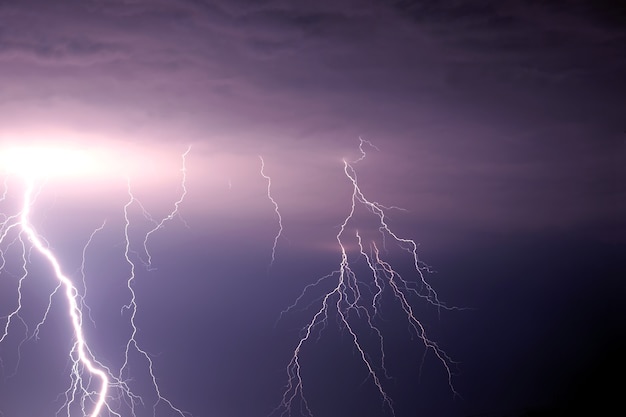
[{"left": 0, "top": 1, "right": 624, "bottom": 417}]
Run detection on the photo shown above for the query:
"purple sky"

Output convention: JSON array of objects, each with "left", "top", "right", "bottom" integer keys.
[{"left": 0, "top": 1, "right": 624, "bottom": 417}]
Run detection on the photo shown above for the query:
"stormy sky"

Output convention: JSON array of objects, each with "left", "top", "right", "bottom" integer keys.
[{"left": 0, "top": 1, "right": 624, "bottom": 416}]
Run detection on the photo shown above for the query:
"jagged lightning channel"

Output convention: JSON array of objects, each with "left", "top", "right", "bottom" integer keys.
[
  {"left": 118, "top": 147, "right": 190, "bottom": 417},
  {"left": 1, "top": 178, "right": 110, "bottom": 416},
  {"left": 0, "top": 147, "right": 191, "bottom": 417},
  {"left": 273, "top": 139, "right": 459, "bottom": 417},
  {"left": 260, "top": 155, "right": 283, "bottom": 267}
]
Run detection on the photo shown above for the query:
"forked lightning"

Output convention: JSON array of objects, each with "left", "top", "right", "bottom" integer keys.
[
  {"left": 273, "top": 139, "right": 459, "bottom": 417},
  {"left": 0, "top": 145, "right": 190, "bottom": 417}
]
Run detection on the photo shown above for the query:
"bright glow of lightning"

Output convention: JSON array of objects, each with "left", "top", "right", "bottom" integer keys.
[
  {"left": 0, "top": 146, "right": 97, "bottom": 179},
  {"left": 273, "top": 139, "right": 459, "bottom": 417},
  {"left": 0, "top": 144, "right": 190, "bottom": 417}
]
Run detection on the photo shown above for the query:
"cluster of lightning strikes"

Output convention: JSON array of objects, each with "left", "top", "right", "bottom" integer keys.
[
  {"left": 0, "top": 147, "right": 190, "bottom": 417},
  {"left": 1, "top": 139, "right": 456, "bottom": 417},
  {"left": 271, "top": 138, "right": 459, "bottom": 417}
]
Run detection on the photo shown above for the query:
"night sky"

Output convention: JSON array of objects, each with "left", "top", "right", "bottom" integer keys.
[{"left": 0, "top": 1, "right": 624, "bottom": 417}]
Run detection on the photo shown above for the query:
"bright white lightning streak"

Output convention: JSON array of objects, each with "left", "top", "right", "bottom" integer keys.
[
  {"left": 259, "top": 156, "right": 283, "bottom": 267},
  {"left": 4, "top": 178, "right": 109, "bottom": 417},
  {"left": 273, "top": 139, "right": 459, "bottom": 417},
  {"left": 0, "top": 147, "right": 191, "bottom": 417}
]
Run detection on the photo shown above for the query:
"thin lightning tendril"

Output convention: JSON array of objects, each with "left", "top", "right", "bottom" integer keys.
[
  {"left": 0, "top": 148, "right": 191, "bottom": 417},
  {"left": 259, "top": 155, "right": 283, "bottom": 267},
  {"left": 273, "top": 139, "right": 459, "bottom": 417},
  {"left": 142, "top": 146, "right": 191, "bottom": 270}
]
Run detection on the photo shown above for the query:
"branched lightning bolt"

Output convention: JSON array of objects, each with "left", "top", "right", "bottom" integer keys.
[
  {"left": 0, "top": 147, "right": 191, "bottom": 417},
  {"left": 1, "top": 177, "right": 110, "bottom": 417},
  {"left": 119, "top": 173, "right": 188, "bottom": 417},
  {"left": 260, "top": 155, "right": 283, "bottom": 267},
  {"left": 118, "top": 146, "right": 191, "bottom": 417},
  {"left": 273, "top": 139, "right": 459, "bottom": 417}
]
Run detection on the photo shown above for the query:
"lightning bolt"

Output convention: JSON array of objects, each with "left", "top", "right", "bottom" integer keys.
[
  {"left": 0, "top": 147, "right": 190, "bottom": 417},
  {"left": 142, "top": 146, "right": 191, "bottom": 270},
  {"left": 1, "top": 177, "right": 111, "bottom": 416},
  {"left": 260, "top": 155, "right": 284, "bottom": 268},
  {"left": 273, "top": 139, "right": 460, "bottom": 417}
]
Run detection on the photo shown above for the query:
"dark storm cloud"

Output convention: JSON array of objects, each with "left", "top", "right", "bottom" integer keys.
[
  {"left": 0, "top": 35, "right": 125, "bottom": 66},
  {"left": 388, "top": 0, "right": 625, "bottom": 89},
  {"left": 0, "top": 0, "right": 623, "bottom": 240}
]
